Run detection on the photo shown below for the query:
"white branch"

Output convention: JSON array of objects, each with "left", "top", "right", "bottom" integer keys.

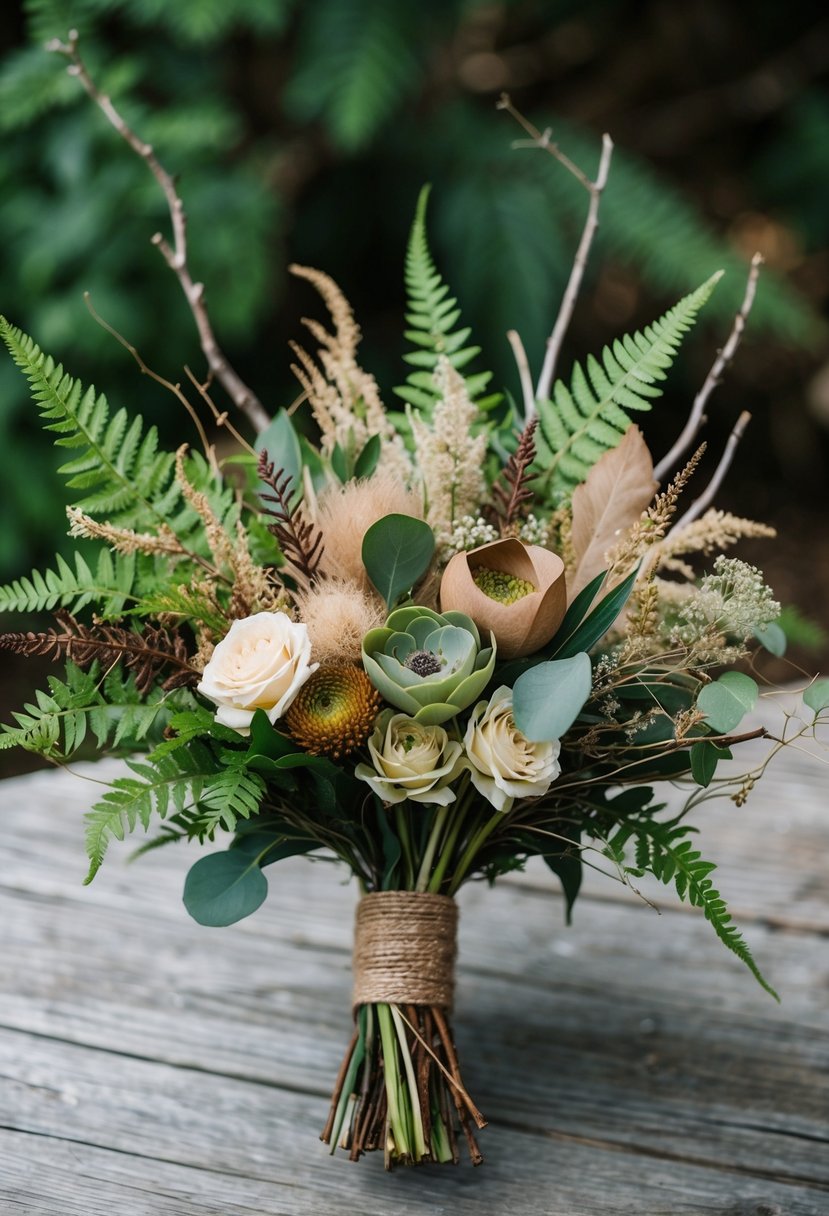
[
  {"left": 507, "top": 329, "right": 535, "bottom": 421},
  {"left": 671, "top": 411, "right": 752, "bottom": 532},
  {"left": 47, "top": 31, "right": 271, "bottom": 435},
  {"left": 654, "top": 253, "right": 763, "bottom": 483}
]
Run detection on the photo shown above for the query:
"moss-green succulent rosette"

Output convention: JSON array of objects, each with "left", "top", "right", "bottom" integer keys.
[{"left": 362, "top": 605, "right": 496, "bottom": 725}]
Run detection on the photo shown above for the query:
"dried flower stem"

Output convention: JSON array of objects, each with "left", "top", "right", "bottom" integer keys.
[
  {"left": 497, "top": 93, "right": 614, "bottom": 409},
  {"left": 47, "top": 30, "right": 270, "bottom": 435},
  {"left": 671, "top": 411, "right": 752, "bottom": 532},
  {"left": 183, "top": 366, "right": 257, "bottom": 458},
  {"left": 491, "top": 417, "right": 539, "bottom": 533},
  {"left": 83, "top": 292, "right": 218, "bottom": 473},
  {"left": 506, "top": 329, "right": 535, "bottom": 420},
  {"left": 655, "top": 253, "right": 763, "bottom": 483}
]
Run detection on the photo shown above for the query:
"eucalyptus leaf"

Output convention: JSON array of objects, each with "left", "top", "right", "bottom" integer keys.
[
  {"left": 690, "top": 740, "right": 732, "bottom": 788},
  {"left": 512, "top": 652, "right": 592, "bottom": 742},
  {"left": 255, "top": 408, "right": 302, "bottom": 497},
  {"left": 803, "top": 678, "right": 829, "bottom": 714},
  {"left": 753, "top": 621, "right": 787, "bottom": 657},
  {"left": 362, "top": 513, "right": 435, "bottom": 610},
  {"left": 183, "top": 850, "right": 268, "bottom": 927},
  {"left": 697, "top": 672, "right": 758, "bottom": 734},
  {"left": 330, "top": 441, "right": 348, "bottom": 483}
]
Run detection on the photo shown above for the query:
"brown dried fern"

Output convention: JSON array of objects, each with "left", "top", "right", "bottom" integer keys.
[
  {"left": 0, "top": 610, "right": 199, "bottom": 694},
  {"left": 257, "top": 450, "right": 324, "bottom": 589},
  {"left": 490, "top": 417, "right": 539, "bottom": 535}
]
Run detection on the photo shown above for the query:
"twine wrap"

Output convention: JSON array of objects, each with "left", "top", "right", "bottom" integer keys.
[{"left": 352, "top": 892, "right": 458, "bottom": 1010}]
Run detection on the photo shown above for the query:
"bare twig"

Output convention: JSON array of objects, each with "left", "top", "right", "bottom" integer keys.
[
  {"left": 654, "top": 253, "right": 763, "bottom": 483},
  {"left": 182, "top": 366, "right": 256, "bottom": 458},
  {"left": 83, "top": 293, "right": 218, "bottom": 473},
  {"left": 47, "top": 30, "right": 271, "bottom": 435},
  {"left": 497, "top": 94, "right": 613, "bottom": 410},
  {"left": 506, "top": 329, "right": 535, "bottom": 420},
  {"left": 671, "top": 411, "right": 752, "bottom": 532}
]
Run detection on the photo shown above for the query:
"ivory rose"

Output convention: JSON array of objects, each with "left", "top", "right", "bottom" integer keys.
[
  {"left": 464, "top": 685, "right": 561, "bottom": 812},
  {"left": 356, "top": 710, "right": 464, "bottom": 805},
  {"left": 197, "top": 611, "right": 317, "bottom": 734},
  {"left": 440, "top": 538, "right": 566, "bottom": 660}
]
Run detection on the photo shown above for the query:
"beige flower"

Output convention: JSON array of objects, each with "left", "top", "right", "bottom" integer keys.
[
  {"left": 356, "top": 710, "right": 464, "bottom": 805},
  {"left": 464, "top": 686, "right": 561, "bottom": 812},
  {"left": 294, "top": 578, "right": 385, "bottom": 664},
  {"left": 440, "top": 538, "right": 567, "bottom": 660},
  {"left": 314, "top": 470, "right": 423, "bottom": 591},
  {"left": 197, "top": 611, "right": 317, "bottom": 734}
]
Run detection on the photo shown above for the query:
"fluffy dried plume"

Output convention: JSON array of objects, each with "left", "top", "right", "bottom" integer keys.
[
  {"left": 294, "top": 578, "right": 386, "bottom": 665},
  {"left": 314, "top": 469, "right": 424, "bottom": 591},
  {"left": 410, "top": 357, "right": 487, "bottom": 544},
  {"left": 650, "top": 509, "right": 776, "bottom": 576},
  {"left": 289, "top": 264, "right": 411, "bottom": 482}
]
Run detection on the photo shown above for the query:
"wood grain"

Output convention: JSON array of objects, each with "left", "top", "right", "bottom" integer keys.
[{"left": 1, "top": 696, "right": 827, "bottom": 1213}]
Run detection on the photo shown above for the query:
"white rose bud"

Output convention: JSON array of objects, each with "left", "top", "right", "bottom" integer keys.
[
  {"left": 197, "top": 611, "right": 317, "bottom": 735},
  {"left": 356, "top": 710, "right": 464, "bottom": 805},
  {"left": 464, "top": 685, "right": 560, "bottom": 812}
]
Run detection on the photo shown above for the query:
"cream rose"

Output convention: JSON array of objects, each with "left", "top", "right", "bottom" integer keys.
[
  {"left": 355, "top": 710, "right": 463, "bottom": 805},
  {"left": 464, "top": 685, "right": 560, "bottom": 812},
  {"left": 197, "top": 611, "right": 317, "bottom": 734}
]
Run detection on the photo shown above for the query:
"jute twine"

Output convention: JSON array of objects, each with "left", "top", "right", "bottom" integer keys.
[{"left": 352, "top": 891, "right": 458, "bottom": 1010}]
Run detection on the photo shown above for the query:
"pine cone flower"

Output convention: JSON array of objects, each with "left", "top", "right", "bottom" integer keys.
[
  {"left": 439, "top": 538, "right": 567, "bottom": 660},
  {"left": 285, "top": 664, "right": 381, "bottom": 759}
]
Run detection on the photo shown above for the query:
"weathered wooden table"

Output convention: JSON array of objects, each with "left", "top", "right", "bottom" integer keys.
[{"left": 1, "top": 707, "right": 827, "bottom": 1215}]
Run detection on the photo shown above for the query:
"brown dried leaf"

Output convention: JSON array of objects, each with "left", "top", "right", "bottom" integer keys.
[{"left": 569, "top": 426, "right": 657, "bottom": 599}]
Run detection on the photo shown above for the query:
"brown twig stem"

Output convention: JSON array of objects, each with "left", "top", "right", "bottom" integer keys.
[
  {"left": 506, "top": 329, "right": 535, "bottom": 420},
  {"left": 671, "top": 410, "right": 752, "bottom": 532},
  {"left": 654, "top": 253, "right": 763, "bottom": 483},
  {"left": 497, "top": 93, "right": 614, "bottom": 410},
  {"left": 47, "top": 30, "right": 271, "bottom": 435},
  {"left": 83, "top": 293, "right": 218, "bottom": 473}
]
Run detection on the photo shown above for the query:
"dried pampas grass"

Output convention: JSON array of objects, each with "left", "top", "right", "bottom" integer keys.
[
  {"left": 315, "top": 471, "right": 424, "bottom": 590},
  {"left": 295, "top": 578, "right": 386, "bottom": 664}
]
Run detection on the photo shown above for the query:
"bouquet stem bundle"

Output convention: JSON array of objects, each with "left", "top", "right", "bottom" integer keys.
[{"left": 323, "top": 890, "right": 484, "bottom": 1166}]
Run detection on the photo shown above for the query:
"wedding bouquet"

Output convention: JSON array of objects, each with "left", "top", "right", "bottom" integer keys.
[{"left": 3, "top": 35, "right": 822, "bottom": 1170}]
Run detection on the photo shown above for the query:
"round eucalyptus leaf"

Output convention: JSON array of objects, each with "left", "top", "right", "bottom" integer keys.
[
  {"left": 183, "top": 850, "right": 268, "bottom": 927},
  {"left": 697, "top": 672, "right": 758, "bottom": 734},
  {"left": 512, "top": 652, "right": 592, "bottom": 742}
]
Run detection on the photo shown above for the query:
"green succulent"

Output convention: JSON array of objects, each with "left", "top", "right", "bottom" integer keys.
[{"left": 362, "top": 605, "right": 496, "bottom": 725}]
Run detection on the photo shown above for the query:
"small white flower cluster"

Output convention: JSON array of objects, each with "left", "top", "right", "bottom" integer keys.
[
  {"left": 517, "top": 513, "right": 550, "bottom": 547},
  {"left": 441, "top": 515, "right": 499, "bottom": 557},
  {"left": 671, "top": 556, "right": 780, "bottom": 650}
]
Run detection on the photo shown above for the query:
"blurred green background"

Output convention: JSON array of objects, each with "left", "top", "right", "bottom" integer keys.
[{"left": 2, "top": 0, "right": 828, "bottom": 771}]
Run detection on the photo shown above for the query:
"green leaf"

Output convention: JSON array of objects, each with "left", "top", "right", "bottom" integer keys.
[
  {"left": 697, "top": 672, "right": 758, "bottom": 734},
  {"left": 512, "top": 653, "right": 592, "bottom": 742},
  {"left": 183, "top": 850, "right": 268, "bottom": 927},
  {"left": 541, "top": 825, "right": 582, "bottom": 926},
  {"left": 690, "top": 740, "right": 732, "bottom": 788},
  {"left": 330, "top": 441, "right": 348, "bottom": 483},
  {"left": 256, "top": 408, "right": 302, "bottom": 496},
  {"left": 753, "top": 621, "right": 787, "bottom": 657},
  {"left": 550, "top": 568, "right": 638, "bottom": 660},
  {"left": 362, "top": 513, "right": 435, "bottom": 610},
  {"left": 803, "top": 678, "right": 829, "bottom": 714},
  {"left": 354, "top": 433, "right": 381, "bottom": 478}
]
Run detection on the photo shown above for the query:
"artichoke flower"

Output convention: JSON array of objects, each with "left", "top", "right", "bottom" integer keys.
[
  {"left": 440, "top": 538, "right": 567, "bottom": 660},
  {"left": 362, "top": 605, "right": 496, "bottom": 725}
]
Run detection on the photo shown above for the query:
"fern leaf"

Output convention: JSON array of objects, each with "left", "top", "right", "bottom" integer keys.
[
  {"left": 394, "top": 185, "right": 499, "bottom": 411},
  {"left": 536, "top": 273, "right": 721, "bottom": 494},
  {"left": 83, "top": 744, "right": 264, "bottom": 881},
  {"left": 0, "top": 318, "right": 177, "bottom": 527},
  {"left": 0, "top": 548, "right": 139, "bottom": 616},
  {"left": 614, "top": 817, "right": 778, "bottom": 1000}
]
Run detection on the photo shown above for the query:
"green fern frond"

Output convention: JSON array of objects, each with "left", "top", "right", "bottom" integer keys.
[
  {"left": 0, "top": 548, "right": 139, "bottom": 616},
  {"left": 0, "top": 318, "right": 178, "bottom": 527},
  {"left": 536, "top": 273, "right": 720, "bottom": 494},
  {"left": 83, "top": 740, "right": 264, "bottom": 882},
  {"left": 612, "top": 817, "right": 778, "bottom": 1000},
  {"left": 394, "top": 185, "right": 499, "bottom": 411},
  {"left": 0, "top": 663, "right": 167, "bottom": 758},
  {"left": 285, "top": 0, "right": 419, "bottom": 152}
]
